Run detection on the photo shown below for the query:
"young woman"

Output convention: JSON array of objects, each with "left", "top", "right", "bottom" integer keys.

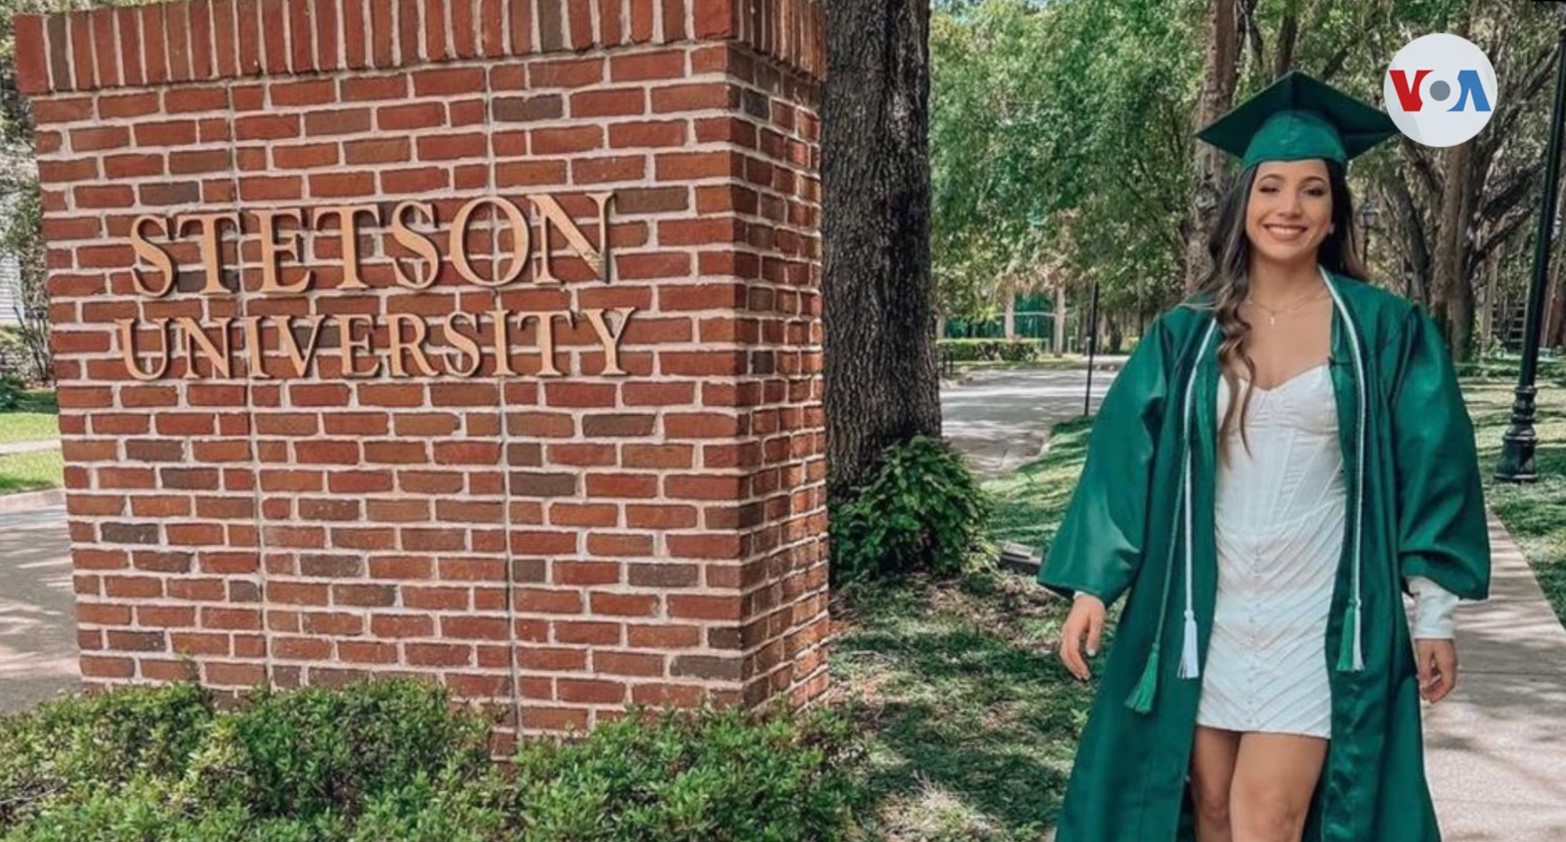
[{"left": 1038, "top": 72, "right": 1491, "bottom": 842}]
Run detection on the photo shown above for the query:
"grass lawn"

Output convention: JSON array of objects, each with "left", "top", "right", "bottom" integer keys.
[
  {"left": 0, "top": 448, "right": 64, "bottom": 493},
  {"left": 0, "top": 387, "right": 59, "bottom": 445},
  {"left": 1463, "top": 375, "right": 1566, "bottom": 623},
  {"left": 829, "top": 418, "right": 1100, "bottom": 840},
  {"left": 0, "top": 412, "right": 59, "bottom": 444}
]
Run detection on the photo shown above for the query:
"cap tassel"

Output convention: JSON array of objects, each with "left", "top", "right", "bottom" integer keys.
[
  {"left": 1336, "top": 599, "right": 1364, "bottom": 672},
  {"left": 1125, "top": 648, "right": 1161, "bottom": 714},
  {"left": 1177, "top": 610, "right": 1201, "bottom": 678}
]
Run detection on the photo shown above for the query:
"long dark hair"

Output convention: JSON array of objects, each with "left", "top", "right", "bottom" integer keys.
[{"left": 1189, "top": 160, "right": 1371, "bottom": 466}]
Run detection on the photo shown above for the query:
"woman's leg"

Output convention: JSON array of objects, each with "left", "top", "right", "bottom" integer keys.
[
  {"left": 1189, "top": 725, "right": 1242, "bottom": 842},
  {"left": 1228, "top": 732, "right": 1328, "bottom": 842}
]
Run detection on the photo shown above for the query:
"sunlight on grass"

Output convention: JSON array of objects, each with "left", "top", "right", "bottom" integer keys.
[
  {"left": 0, "top": 413, "right": 60, "bottom": 444},
  {"left": 0, "top": 448, "right": 63, "bottom": 493},
  {"left": 1465, "top": 376, "right": 1566, "bottom": 623},
  {"left": 830, "top": 421, "right": 1099, "bottom": 841}
]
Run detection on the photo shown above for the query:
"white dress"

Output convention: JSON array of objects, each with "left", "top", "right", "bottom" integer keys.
[
  {"left": 1067, "top": 359, "right": 1463, "bottom": 734},
  {"left": 1189, "top": 362, "right": 1462, "bottom": 739},
  {"left": 1196, "top": 362, "right": 1343, "bottom": 738}
]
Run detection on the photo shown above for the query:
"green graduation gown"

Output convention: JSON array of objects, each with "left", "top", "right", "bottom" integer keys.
[{"left": 1038, "top": 268, "right": 1492, "bottom": 842}]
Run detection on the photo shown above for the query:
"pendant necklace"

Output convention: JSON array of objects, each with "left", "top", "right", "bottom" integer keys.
[{"left": 1246, "top": 286, "right": 1327, "bottom": 326}]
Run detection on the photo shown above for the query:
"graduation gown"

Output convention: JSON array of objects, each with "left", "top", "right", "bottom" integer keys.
[{"left": 1038, "top": 267, "right": 1492, "bottom": 842}]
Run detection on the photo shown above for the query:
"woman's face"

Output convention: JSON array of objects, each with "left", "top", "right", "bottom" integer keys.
[{"left": 1244, "top": 159, "right": 1335, "bottom": 266}]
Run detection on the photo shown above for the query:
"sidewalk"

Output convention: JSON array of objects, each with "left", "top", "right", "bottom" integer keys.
[
  {"left": 1423, "top": 511, "right": 1566, "bottom": 841},
  {"left": 0, "top": 503, "right": 77, "bottom": 712},
  {"left": 0, "top": 438, "right": 60, "bottom": 456}
]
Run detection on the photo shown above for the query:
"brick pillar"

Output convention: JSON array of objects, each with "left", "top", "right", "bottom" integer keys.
[{"left": 15, "top": 0, "right": 827, "bottom": 738}]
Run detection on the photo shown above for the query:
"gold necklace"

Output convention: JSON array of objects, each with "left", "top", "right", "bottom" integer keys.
[{"left": 1245, "top": 286, "right": 1327, "bottom": 326}]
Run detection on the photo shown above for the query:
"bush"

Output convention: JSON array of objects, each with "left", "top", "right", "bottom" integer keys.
[
  {"left": 829, "top": 435, "right": 993, "bottom": 584},
  {"left": 177, "top": 679, "right": 494, "bottom": 820},
  {"left": 0, "top": 682, "right": 216, "bottom": 826},
  {"left": 0, "top": 374, "right": 27, "bottom": 411},
  {"left": 938, "top": 338, "right": 1048, "bottom": 363},
  {"left": 0, "top": 679, "right": 867, "bottom": 842},
  {"left": 509, "top": 700, "right": 865, "bottom": 841}
]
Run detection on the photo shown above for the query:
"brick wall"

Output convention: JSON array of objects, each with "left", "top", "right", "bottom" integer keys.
[{"left": 15, "top": 0, "right": 827, "bottom": 739}]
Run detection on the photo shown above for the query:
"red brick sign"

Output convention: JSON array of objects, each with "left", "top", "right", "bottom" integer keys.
[{"left": 15, "top": 0, "right": 827, "bottom": 741}]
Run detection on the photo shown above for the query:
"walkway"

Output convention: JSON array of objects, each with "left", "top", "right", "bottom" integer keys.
[
  {"left": 940, "top": 363, "right": 1121, "bottom": 480},
  {"left": 1422, "top": 512, "right": 1566, "bottom": 841},
  {"left": 0, "top": 438, "right": 60, "bottom": 456},
  {"left": 0, "top": 504, "right": 77, "bottom": 712},
  {"left": 947, "top": 366, "right": 1566, "bottom": 842}
]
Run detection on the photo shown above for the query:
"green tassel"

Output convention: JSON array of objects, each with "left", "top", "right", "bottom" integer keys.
[
  {"left": 1124, "top": 649, "right": 1160, "bottom": 714},
  {"left": 1335, "top": 602, "right": 1359, "bottom": 672}
]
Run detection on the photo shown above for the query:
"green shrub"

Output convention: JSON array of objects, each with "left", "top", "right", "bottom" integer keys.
[
  {"left": 0, "top": 376, "right": 26, "bottom": 412},
  {"left": 0, "top": 679, "right": 867, "bottom": 842},
  {"left": 0, "top": 682, "right": 216, "bottom": 825},
  {"left": 830, "top": 435, "right": 993, "bottom": 584},
  {"left": 939, "top": 338, "right": 1047, "bottom": 363},
  {"left": 509, "top": 700, "right": 865, "bottom": 842},
  {"left": 178, "top": 678, "right": 493, "bottom": 820}
]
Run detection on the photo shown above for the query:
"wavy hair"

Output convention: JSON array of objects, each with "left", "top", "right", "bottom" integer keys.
[{"left": 1186, "top": 160, "right": 1371, "bottom": 467}]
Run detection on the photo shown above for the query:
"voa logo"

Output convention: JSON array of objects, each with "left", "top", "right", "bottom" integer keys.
[{"left": 1384, "top": 33, "right": 1497, "bottom": 147}]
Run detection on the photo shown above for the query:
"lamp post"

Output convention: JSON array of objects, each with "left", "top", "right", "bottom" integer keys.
[
  {"left": 1497, "top": 24, "right": 1566, "bottom": 482},
  {"left": 1082, "top": 280, "right": 1101, "bottom": 417}
]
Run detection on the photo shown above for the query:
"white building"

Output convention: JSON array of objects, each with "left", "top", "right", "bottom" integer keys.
[{"left": 0, "top": 254, "right": 20, "bottom": 327}]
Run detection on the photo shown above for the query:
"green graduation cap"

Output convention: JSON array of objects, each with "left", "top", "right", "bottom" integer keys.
[{"left": 1197, "top": 70, "right": 1399, "bottom": 170}]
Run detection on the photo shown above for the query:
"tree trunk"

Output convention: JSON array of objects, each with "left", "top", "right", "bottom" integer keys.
[
  {"left": 1546, "top": 237, "right": 1566, "bottom": 348},
  {"left": 1053, "top": 283, "right": 1066, "bottom": 357},
  {"left": 1481, "top": 250, "right": 1497, "bottom": 351},
  {"left": 1274, "top": 0, "right": 1298, "bottom": 77},
  {"left": 822, "top": 0, "right": 938, "bottom": 500},
  {"left": 1184, "top": 0, "right": 1239, "bottom": 293},
  {"left": 1430, "top": 140, "right": 1474, "bottom": 357},
  {"left": 1003, "top": 292, "right": 1016, "bottom": 340}
]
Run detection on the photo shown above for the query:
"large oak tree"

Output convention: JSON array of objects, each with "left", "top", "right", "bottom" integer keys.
[{"left": 822, "top": 0, "right": 941, "bottom": 498}]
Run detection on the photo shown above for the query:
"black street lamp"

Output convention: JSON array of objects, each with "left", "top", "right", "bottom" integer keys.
[
  {"left": 1082, "top": 280, "right": 1101, "bottom": 417},
  {"left": 1497, "top": 25, "right": 1566, "bottom": 483}
]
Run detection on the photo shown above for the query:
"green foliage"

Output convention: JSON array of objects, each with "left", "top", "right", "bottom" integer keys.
[
  {"left": 830, "top": 435, "right": 994, "bottom": 584},
  {"left": 939, "top": 338, "right": 1049, "bottom": 363},
  {"left": 0, "top": 177, "right": 50, "bottom": 384},
  {"left": 0, "top": 680, "right": 868, "bottom": 842},
  {"left": 0, "top": 682, "right": 217, "bottom": 826},
  {"left": 508, "top": 701, "right": 865, "bottom": 841},
  {"left": 176, "top": 679, "right": 494, "bottom": 820},
  {"left": 0, "top": 373, "right": 25, "bottom": 410},
  {"left": 931, "top": 0, "right": 1201, "bottom": 326}
]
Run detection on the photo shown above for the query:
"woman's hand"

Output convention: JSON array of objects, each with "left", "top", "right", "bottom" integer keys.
[
  {"left": 1059, "top": 594, "right": 1107, "bottom": 680},
  {"left": 1414, "top": 638, "right": 1458, "bottom": 703}
]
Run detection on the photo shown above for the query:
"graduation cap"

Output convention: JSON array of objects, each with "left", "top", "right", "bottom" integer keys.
[{"left": 1196, "top": 70, "right": 1399, "bottom": 170}]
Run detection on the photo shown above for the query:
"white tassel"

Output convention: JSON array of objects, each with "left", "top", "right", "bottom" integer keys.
[
  {"left": 1176, "top": 321, "right": 1216, "bottom": 684},
  {"left": 1322, "top": 267, "right": 1370, "bottom": 675},
  {"left": 1178, "top": 610, "right": 1201, "bottom": 678}
]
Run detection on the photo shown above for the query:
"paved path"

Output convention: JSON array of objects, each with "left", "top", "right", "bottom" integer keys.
[
  {"left": 0, "top": 504, "right": 77, "bottom": 712},
  {"left": 1422, "top": 512, "right": 1566, "bottom": 841},
  {"left": 0, "top": 438, "right": 61, "bottom": 456},
  {"left": 940, "top": 366, "right": 1118, "bottom": 480}
]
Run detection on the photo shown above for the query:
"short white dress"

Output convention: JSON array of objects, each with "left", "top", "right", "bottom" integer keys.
[{"left": 1195, "top": 362, "right": 1342, "bottom": 739}]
